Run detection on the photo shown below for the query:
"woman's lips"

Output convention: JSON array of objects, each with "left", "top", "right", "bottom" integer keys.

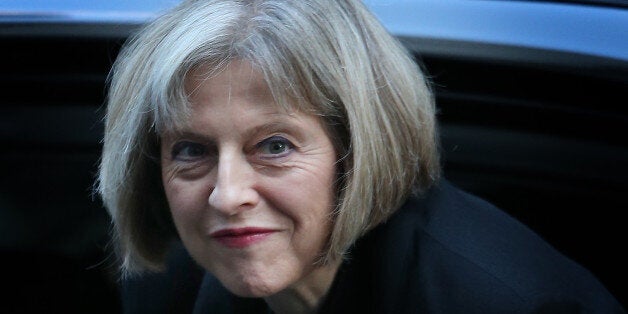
[{"left": 210, "top": 227, "right": 277, "bottom": 248}]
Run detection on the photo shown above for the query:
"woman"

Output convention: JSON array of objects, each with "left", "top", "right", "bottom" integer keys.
[{"left": 98, "top": 0, "right": 624, "bottom": 313}]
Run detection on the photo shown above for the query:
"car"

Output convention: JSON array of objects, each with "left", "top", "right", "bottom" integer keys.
[{"left": 1, "top": 0, "right": 626, "bottom": 312}]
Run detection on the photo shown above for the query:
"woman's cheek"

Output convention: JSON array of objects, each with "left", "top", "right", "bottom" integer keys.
[{"left": 163, "top": 171, "right": 211, "bottom": 224}]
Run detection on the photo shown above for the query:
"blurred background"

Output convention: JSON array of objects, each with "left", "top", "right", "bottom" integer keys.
[{"left": 1, "top": 0, "right": 627, "bottom": 312}]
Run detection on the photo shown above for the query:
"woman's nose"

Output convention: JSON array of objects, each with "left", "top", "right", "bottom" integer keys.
[{"left": 207, "top": 153, "right": 259, "bottom": 215}]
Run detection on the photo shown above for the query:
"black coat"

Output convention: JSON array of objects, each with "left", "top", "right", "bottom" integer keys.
[{"left": 124, "top": 181, "right": 625, "bottom": 313}]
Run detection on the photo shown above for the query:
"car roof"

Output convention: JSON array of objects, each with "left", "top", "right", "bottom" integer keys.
[{"left": 1, "top": 0, "right": 626, "bottom": 62}]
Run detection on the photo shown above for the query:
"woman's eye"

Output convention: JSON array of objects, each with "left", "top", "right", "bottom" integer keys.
[
  {"left": 257, "top": 136, "right": 293, "bottom": 157},
  {"left": 171, "top": 142, "right": 207, "bottom": 160}
]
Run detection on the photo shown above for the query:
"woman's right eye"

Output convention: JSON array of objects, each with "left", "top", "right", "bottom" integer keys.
[{"left": 171, "top": 141, "right": 207, "bottom": 161}]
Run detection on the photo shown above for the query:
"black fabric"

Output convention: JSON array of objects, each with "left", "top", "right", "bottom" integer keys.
[
  {"left": 122, "top": 242, "right": 204, "bottom": 314},
  {"left": 125, "top": 180, "right": 625, "bottom": 313},
  {"left": 315, "top": 181, "right": 625, "bottom": 313}
]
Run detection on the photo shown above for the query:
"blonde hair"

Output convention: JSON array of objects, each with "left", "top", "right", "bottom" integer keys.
[{"left": 98, "top": 0, "right": 440, "bottom": 273}]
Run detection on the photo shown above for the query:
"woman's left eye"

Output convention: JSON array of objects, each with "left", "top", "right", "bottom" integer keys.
[{"left": 257, "top": 136, "right": 294, "bottom": 157}]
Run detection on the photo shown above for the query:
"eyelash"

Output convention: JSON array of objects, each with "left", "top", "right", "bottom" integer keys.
[
  {"left": 169, "top": 136, "right": 294, "bottom": 162},
  {"left": 171, "top": 141, "right": 207, "bottom": 161},
  {"left": 256, "top": 136, "right": 294, "bottom": 158}
]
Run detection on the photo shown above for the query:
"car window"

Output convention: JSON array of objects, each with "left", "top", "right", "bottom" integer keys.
[{"left": 0, "top": 0, "right": 182, "bottom": 23}]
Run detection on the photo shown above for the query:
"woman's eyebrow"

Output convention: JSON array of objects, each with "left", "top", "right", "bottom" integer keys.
[
  {"left": 164, "top": 130, "right": 215, "bottom": 144},
  {"left": 165, "top": 118, "right": 304, "bottom": 143},
  {"left": 242, "top": 119, "right": 304, "bottom": 140}
]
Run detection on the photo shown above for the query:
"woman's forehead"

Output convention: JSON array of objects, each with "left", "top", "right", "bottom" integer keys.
[
  {"left": 185, "top": 60, "right": 271, "bottom": 100},
  {"left": 182, "top": 59, "right": 319, "bottom": 117}
]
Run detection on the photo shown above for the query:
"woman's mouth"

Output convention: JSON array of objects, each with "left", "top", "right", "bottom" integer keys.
[{"left": 210, "top": 227, "right": 277, "bottom": 248}]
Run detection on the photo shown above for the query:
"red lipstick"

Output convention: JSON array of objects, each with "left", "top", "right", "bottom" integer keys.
[{"left": 210, "top": 227, "right": 276, "bottom": 248}]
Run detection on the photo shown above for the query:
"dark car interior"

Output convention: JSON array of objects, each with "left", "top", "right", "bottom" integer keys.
[{"left": 2, "top": 15, "right": 627, "bottom": 313}]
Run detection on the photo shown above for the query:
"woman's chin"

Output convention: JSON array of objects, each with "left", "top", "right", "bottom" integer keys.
[{"left": 222, "top": 277, "right": 283, "bottom": 298}]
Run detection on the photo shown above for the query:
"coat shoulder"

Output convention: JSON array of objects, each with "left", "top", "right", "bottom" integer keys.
[{"left": 367, "top": 180, "right": 624, "bottom": 313}]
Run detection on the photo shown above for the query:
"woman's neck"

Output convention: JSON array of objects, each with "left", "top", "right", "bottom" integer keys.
[{"left": 264, "top": 260, "right": 341, "bottom": 314}]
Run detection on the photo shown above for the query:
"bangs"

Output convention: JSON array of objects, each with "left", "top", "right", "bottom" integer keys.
[{"left": 153, "top": 43, "right": 339, "bottom": 137}]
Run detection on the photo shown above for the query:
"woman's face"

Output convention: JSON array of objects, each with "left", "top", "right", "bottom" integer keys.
[{"left": 161, "top": 61, "right": 338, "bottom": 297}]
